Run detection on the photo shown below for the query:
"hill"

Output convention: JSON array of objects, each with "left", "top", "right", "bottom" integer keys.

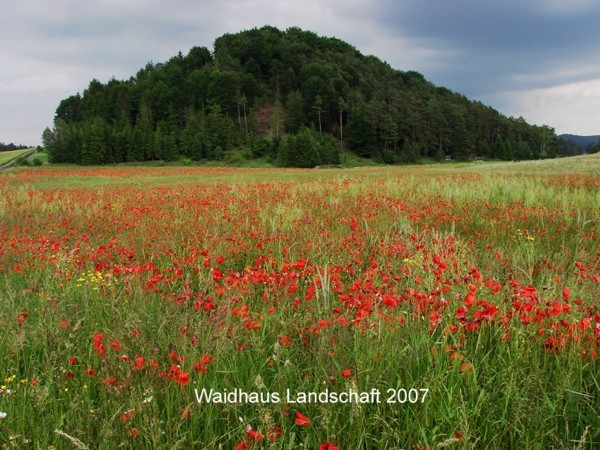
[
  {"left": 43, "top": 26, "right": 565, "bottom": 167},
  {"left": 558, "top": 134, "right": 600, "bottom": 153}
]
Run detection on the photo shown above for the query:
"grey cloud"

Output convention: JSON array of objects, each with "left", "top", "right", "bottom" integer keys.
[{"left": 2, "top": 0, "right": 599, "bottom": 144}]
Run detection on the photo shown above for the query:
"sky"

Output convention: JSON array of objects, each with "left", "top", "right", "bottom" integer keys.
[{"left": 2, "top": 0, "right": 600, "bottom": 146}]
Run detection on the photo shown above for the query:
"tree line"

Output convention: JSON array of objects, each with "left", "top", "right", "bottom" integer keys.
[
  {"left": 0, "top": 143, "right": 30, "bottom": 152},
  {"left": 43, "top": 26, "right": 572, "bottom": 167}
]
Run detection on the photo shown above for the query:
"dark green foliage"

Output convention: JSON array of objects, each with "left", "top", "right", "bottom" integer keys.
[
  {"left": 44, "top": 26, "right": 567, "bottom": 165},
  {"left": 0, "top": 142, "right": 30, "bottom": 152},
  {"left": 278, "top": 127, "right": 340, "bottom": 167}
]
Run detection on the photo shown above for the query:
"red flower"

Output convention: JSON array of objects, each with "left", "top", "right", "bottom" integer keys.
[
  {"left": 120, "top": 409, "right": 135, "bottom": 422},
  {"left": 134, "top": 356, "right": 145, "bottom": 369},
  {"left": 200, "top": 354, "right": 214, "bottom": 365},
  {"left": 341, "top": 369, "right": 352, "bottom": 378},
  {"left": 267, "top": 425, "right": 283, "bottom": 441},
  {"left": 234, "top": 440, "right": 251, "bottom": 450},
  {"left": 278, "top": 334, "right": 291, "bottom": 347},
  {"left": 167, "top": 364, "right": 190, "bottom": 387},
  {"left": 193, "top": 362, "right": 208, "bottom": 373},
  {"left": 464, "top": 284, "right": 476, "bottom": 307},
  {"left": 92, "top": 332, "right": 106, "bottom": 358},
  {"left": 110, "top": 339, "right": 121, "bottom": 351},
  {"left": 169, "top": 350, "right": 183, "bottom": 363},
  {"left": 193, "top": 354, "right": 214, "bottom": 373},
  {"left": 246, "top": 424, "right": 264, "bottom": 441},
  {"left": 69, "top": 357, "right": 78, "bottom": 365},
  {"left": 295, "top": 411, "right": 311, "bottom": 426},
  {"left": 319, "top": 443, "right": 339, "bottom": 450}
]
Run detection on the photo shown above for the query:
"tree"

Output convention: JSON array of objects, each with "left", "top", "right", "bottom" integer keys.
[
  {"left": 345, "top": 112, "right": 375, "bottom": 157},
  {"left": 45, "top": 119, "right": 71, "bottom": 163},
  {"left": 285, "top": 90, "right": 305, "bottom": 133},
  {"left": 55, "top": 94, "right": 83, "bottom": 122},
  {"left": 337, "top": 97, "right": 347, "bottom": 154},
  {"left": 312, "top": 95, "right": 323, "bottom": 134},
  {"left": 42, "top": 127, "right": 56, "bottom": 158}
]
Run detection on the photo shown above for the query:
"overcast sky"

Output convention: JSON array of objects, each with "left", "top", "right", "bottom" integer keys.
[{"left": 3, "top": 0, "right": 600, "bottom": 145}]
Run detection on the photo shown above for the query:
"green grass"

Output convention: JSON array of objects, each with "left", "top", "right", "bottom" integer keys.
[{"left": 0, "top": 148, "right": 35, "bottom": 166}]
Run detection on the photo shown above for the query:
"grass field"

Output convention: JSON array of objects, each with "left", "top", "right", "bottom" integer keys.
[
  {"left": 0, "top": 156, "right": 598, "bottom": 449},
  {"left": 0, "top": 149, "right": 34, "bottom": 166}
]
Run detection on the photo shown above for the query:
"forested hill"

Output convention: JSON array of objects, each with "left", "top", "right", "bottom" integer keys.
[{"left": 43, "top": 26, "right": 568, "bottom": 166}]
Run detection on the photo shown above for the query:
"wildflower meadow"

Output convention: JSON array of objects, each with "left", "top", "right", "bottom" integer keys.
[{"left": 0, "top": 157, "right": 598, "bottom": 449}]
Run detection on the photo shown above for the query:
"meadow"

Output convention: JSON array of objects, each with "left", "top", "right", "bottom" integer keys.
[
  {"left": 0, "top": 149, "right": 34, "bottom": 167},
  {"left": 0, "top": 157, "right": 598, "bottom": 449}
]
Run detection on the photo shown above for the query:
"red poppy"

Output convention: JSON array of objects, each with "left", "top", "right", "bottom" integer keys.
[
  {"left": 120, "top": 410, "right": 135, "bottom": 422},
  {"left": 295, "top": 411, "right": 311, "bottom": 426},
  {"left": 464, "top": 284, "right": 476, "bottom": 307},
  {"left": 278, "top": 334, "right": 291, "bottom": 346},
  {"left": 245, "top": 424, "right": 264, "bottom": 441},
  {"left": 167, "top": 364, "right": 190, "bottom": 387},
  {"left": 234, "top": 440, "right": 251, "bottom": 450},
  {"left": 267, "top": 425, "right": 283, "bottom": 441},
  {"left": 319, "top": 443, "right": 339, "bottom": 450},
  {"left": 341, "top": 369, "right": 352, "bottom": 378}
]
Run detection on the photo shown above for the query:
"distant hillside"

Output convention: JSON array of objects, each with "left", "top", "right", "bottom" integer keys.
[
  {"left": 44, "top": 26, "right": 566, "bottom": 167},
  {"left": 558, "top": 134, "right": 600, "bottom": 152}
]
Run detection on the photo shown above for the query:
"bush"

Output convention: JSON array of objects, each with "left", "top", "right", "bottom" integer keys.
[
  {"left": 381, "top": 149, "right": 396, "bottom": 164},
  {"left": 278, "top": 128, "right": 341, "bottom": 167},
  {"left": 16, "top": 156, "right": 31, "bottom": 166}
]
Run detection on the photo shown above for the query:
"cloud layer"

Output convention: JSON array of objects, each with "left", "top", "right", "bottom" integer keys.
[{"left": 2, "top": 0, "right": 599, "bottom": 145}]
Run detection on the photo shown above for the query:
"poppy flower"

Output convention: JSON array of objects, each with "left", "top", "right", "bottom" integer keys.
[
  {"left": 234, "top": 440, "right": 251, "bottom": 450},
  {"left": 267, "top": 425, "right": 283, "bottom": 441},
  {"left": 167, "top": 364, "right": 190, "bottom": 387},
  {"left": 245, "top": 424, "right": 264, "bottom": 441},
  {"left": 341, "top": 369, "right": 352, "bottom": 378},
  {"left": 464, "top": 284, "right": 476, "bottom": 307},
  {"left": 295, "top": 411, "right": 311, "bottom": 426},
  {"left": 319, "top": 443, "right": 339, "bottom": 450},
  {"left": 278, "top": 334, "right": 291, "bottom": 346}
]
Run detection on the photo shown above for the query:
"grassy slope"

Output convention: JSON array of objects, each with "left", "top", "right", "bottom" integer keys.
[{"left": 0, "top": 148, "right": 34, "bottom": 166}]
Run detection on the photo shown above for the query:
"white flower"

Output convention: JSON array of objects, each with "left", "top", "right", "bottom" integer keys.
[{"left": 0, "top": 412, "right": 7, "bottom": 419}]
